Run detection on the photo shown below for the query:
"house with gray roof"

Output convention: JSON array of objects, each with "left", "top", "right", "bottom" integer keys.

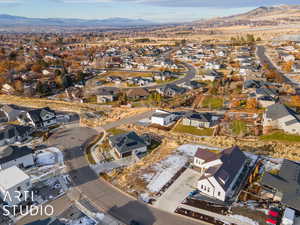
[
  {"left": 194, "top": 146, "right": 248, "bottom": 201},
  {"left": 18, "top": 107, "right": 57, "bottom": 130},
  {"left": 261, "top": 159, "right": 300, "bottom": 212},
  {"left": 156, "top": 84, "right": 187, "bottom": 97},
  {"left": 263, "top": 103, "right": 300, "bottom": 134},
  {"left": 182, "top": 112, "right": 221, "bottom": 128},
  {"left": 0, "top": 124, "right": 33, "bottom": 146},
  {"left": 0, "top": 145, "right": 34, "bottom": 170},
  {"left": 109, "top": 131, "right": 147, "bottom": 158},
  {"left": 0, "top": 104, "right": 24, "bottom": 122}
]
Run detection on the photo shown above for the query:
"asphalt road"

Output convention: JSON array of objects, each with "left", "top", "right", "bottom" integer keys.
[
  {"left": 101, "top": 110, "right": 155, "bottom": 131},
  {"left": 256, "top": 45, "right": 300, "bottom": 89},
  {"left": 46, "top": 127, "right": 204, "bottom": 225}
]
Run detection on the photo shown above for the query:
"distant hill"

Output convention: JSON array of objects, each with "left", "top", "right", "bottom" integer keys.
[
  {"left": 193, "top": 5, "right": 300, "bottom": 28},
  {"left": 0, "top": 14, "right": 156, "bottom": 28}
]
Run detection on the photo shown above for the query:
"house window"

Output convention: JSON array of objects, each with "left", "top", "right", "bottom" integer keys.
[
  {"left": 218, "top": 192, "right": 221, "bottom": 196},
  {"left": 201, "top": 185, "right": 203, "bottom": 189},
  {"left": 17, "top": 187, "right": 21, "bottom": 191},
  {"left": 207, "top": 188, "right": 210, "bottom": 192}
]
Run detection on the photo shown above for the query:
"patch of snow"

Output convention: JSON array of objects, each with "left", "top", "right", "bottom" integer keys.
[
  {"left": 144, "top": 154, "right": 188, "bottom": 193},
  {"left": 140, "top": 193, "right": 150, "bottom": 203},
  {"left": 36, "top": 152, "right": 56, "bottom": 166},
  {"left": 177, "top": 144, "right": 221, "bottom": 157},
  {"left": 96, "top": 213, "right": 105, "bottom": 220},
  {"left": 229, "top": 214, "right": 259, "bottom": 225}
]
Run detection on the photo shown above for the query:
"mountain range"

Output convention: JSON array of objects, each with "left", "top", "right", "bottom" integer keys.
[
  {"left": 1, "top": 5, "right": 300, "bottom": 31},
  {"left": 193, "top": 4, "right": 300, "bottom": 27},
  {"left": 0, "top": 14, "right": 156, "bottom": 28}
]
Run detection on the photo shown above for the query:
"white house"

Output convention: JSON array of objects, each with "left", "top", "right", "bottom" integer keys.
[
  {"left": 0, "top": 166, "right": 32, "bottom": 206},
  {"left": 263, "top": 103, "right": 300, "bottom": 134},
  {"left": 0, "top": 146, "right": 34, "bottom": 170},
  {"left": 194, "top": 146, "right": 248, "bottom": 201},
  {"left": 151, "top": 110, "right": 176, "bottom": 126}
]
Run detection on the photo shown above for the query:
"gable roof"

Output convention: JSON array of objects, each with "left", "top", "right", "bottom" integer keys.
[
  {"left": 0, "top": 124, "right": 31, "bottom": 141},
  {"left": 27, "top": 107, "right": 56, "bottom": 124},
  {"left": 266, "top": 104, "right": 300, "bottom": 121},
  {"left": 109, "top": 131, "right": 146, "bottom": 154},
  {"left": 261, "top": 159, "right": 300, "bottom": 211},
  {"left": 185, "top": 112, "right": 213, "bottom": 123},
  {"left": 126, "top": 88, "right": 149, "bottom": 98},
  {"left": 163, "top": 84, "right": 187, "bottom": 94},
  {"left": 197, "top": 146, "right": 247, "bottom": 191}
]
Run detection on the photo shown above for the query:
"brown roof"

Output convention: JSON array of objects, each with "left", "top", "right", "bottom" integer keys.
[
  {"left": 126, "top": 88, "right": 149, "bottom": 98},
  {"left": 195, "top": 149, "right": 218, "bottom": 163}
]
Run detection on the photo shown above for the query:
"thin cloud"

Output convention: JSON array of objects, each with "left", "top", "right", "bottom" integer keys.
[{"left": 54, "top": 0, "right": 300, "bottom": 8}]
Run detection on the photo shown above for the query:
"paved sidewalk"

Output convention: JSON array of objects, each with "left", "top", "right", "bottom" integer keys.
[
  {"left": 179, "top": 204, "right": 254, "bottom": 225},
  {"left": 91, "top": 157, "right": 134, "bottom": 173}
]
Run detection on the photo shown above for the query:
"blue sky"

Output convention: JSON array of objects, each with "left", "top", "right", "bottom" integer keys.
[{"left": 0, "top": 0, "right": 298, "bottom": 22}]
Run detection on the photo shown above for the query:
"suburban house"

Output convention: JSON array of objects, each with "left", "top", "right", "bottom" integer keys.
[
  {"left": 0, "top": 104, "right": 24, "bottom": 122},
  {"left": 151, "top": 110, "right": 177, "bottom": 126},
  {"left": 182, "top": 112, "right": 221, "bottom": 128},
  {"left": 180, "top": 81, "right": 205, "bottom": 90},
  {"left": 263, "top": 103, "right": 300, "bottom": 134},
  {"left": 0, "top": 145, "right": 34, "bottom": 170},
  {"left": 0, "top": 125, "right": 33, "bottom": 146},
  {"left": 156, "top": 84, "right": 187, "bottom": 97},
  {"left": 194, "top": 146, "right": 248, "bottom": 201},
  {"left": 0, "top": 166, "right": 32, "bottom": 206},
  {"left": 257, "top": 96, "right": 276, "bottom": 108},
  {"left": 18, "top": 107, "right": 57, "bottom": 130},
  {"left": 126, "top": 88, "right": 150, "bottom": 101},
  {"left": 109, "top": 131, "right": 147, "bottom": 158},
  {"left": 96, "top": 87, "right": 118, "bottom": 103},
  {"left": 154, "top": 71, "right": 176, "bottom": 81},
  {"left": 261, "top": 159, "right": 300, "bottom": 212},
  {"left": 201, "top": 70, "right": 222, "bottom": 82},
  {"left": 279, "top": 53, "right": 295, "bottom": 62}
]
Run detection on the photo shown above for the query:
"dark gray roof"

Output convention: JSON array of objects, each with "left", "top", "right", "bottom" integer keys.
[
  {"left": 256, "top": 87, "right": 278, "bottom": 96},
  {"left": 261, "top": 159, "right": 300, "bottom": 211},
  {"left": 109, "top": 131, "right": 146, "bottom": 154},
  {"left": 163, "top": 84, "right": 187, "bottom": 94},
  {"left": 0, "top": 145, "right": 33, "bottom": 164},
  {"left": 0, "top": 124, "right": 31, "bottom": 141},
  {"left": 96, "top": 87, "right": 118, "bottom": 96},
  {"left": 266, "top": 104, "right": 300, "bottom": 121},
  {"left": 185, "top": 112, "right": 212, "bottom": 123},
  {"left": 198, "top": 146, "right": 247, "bottom": 191},
  {"left": 27, "top": 107, "right": 56, "bottom": 125}
]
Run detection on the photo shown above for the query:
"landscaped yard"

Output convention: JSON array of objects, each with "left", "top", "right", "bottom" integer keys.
[
  {"left": 260, "top": 131, "right": 300, "bottom": 142},
  {"left": 230, "top": 120, "right": 247, "bottom": 136},
  {"left": 173, "top": 124, "right": 214, "bottom": 136},
  {"left": 201, "top": 96, "right": 224, "bottom": 109}
]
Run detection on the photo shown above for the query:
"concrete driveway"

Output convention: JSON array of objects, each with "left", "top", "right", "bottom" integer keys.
[{"left": 154, "top": 168, "right": 201, "bottom": 213}]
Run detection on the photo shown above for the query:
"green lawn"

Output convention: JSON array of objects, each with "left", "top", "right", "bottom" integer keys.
[
  {"left": 202, "top": 96, "right": 224, "bottom": 109},
  {"left": 107, "top": 128, "right": 127, "bottom": 135},
  {"left": 260, "top": 131, "right": 300, "bottom": 143},
  {"left": 173, "top": 124, "right": 214, "bottom": 136},
  {"left": 230, "top": 120, "right": 247, "bottom": 136}
]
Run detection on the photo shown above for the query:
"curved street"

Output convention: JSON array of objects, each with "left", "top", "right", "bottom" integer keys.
[{"left": 47, "top": 126, "right": 205, "bottom": 225}]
